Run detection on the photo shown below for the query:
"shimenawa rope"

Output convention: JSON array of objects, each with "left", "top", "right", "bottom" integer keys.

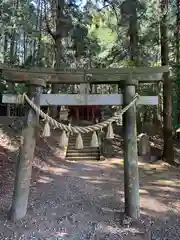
[{"left": 16, "top": 93, "right": 139, "bottom": 134}]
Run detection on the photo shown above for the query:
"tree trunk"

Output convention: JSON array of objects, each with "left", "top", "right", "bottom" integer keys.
[
  {"left": 160, "top": 0, "right": 174, "bottom": 163},
  {"left": 23, "top": 32, "right": 27, "bottom": 64},
  {"left": 176, "top": 0, "right": 180, "bottom": 138},
  {"left": 9, "top": 30, "right": 16, "bottom": 64},
  {"left": 176, "top": 0, "right": 180, "bottom": 65},
  {"left": 51, "top": 0, "right": 65, "bottom": 118},
  {"left": 7, "top": 9, "right": 17, "bottom": 116},
  {"left": 37, "top": 0, "right": 43, "bottom": 66},
  {"left": 3, "top": 34, "right": 8, "bottom": 63},
  {"left": 129, "top": 2, "right": 139, "bottom": 65}
]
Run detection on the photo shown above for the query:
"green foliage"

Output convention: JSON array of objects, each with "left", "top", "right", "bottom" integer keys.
[
  {"left": 0, "top": 0, "right": 178, "bottom": 69},
  {"left": 0, "top": 0, "right": 178, "bottom": 100}
]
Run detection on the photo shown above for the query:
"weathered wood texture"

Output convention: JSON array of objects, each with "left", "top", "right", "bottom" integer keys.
[
  {"left": 3, "top": 94, "right": 158, "bottom": 106},
  {"left": 123, "top": 84, "right": 140, "bottom": 219},
  {"left": 10, "top": 82, "right": 44, "bottom": 220},
  {"left": 1, "top": 66, "right": 169, "bottom": 83},
  {"left": 0, "top": 64, "right": 169, "bottom": 74}
]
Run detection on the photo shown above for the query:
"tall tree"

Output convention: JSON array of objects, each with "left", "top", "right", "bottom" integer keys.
[
  {"left": 176, "top": 0, "right": 180, "bottom": 133},
  {"left": 45, "top": 0, "right": 72, "bottom": 117},
  {"left": 128, "top": 0, "right": 139, "bottom": 65},
  {"left": 160, "top": 0, "right": 174, "bottom": 163}
]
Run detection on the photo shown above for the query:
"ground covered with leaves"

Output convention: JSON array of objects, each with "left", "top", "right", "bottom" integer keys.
[{"left": 0, "top": 118, "right": 180, "bottom": 239}]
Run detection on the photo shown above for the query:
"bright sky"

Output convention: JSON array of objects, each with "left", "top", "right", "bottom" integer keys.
[
  {"left": 31, "top": 0, "right": 103, "bottom": 11},
  {"left": 77, "top": 0, "right": 103, "bottom": 8}
]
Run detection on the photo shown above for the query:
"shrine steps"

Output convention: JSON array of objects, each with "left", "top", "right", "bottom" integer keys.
[{"left": 66, "top": 133, "right": 100, "bottom": 161}]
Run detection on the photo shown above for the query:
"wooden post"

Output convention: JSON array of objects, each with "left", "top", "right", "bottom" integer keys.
[
  {"left": 76, "top": 108, "right": 79, "bottom": 121},
  {"left": 10, "top": 79, "right": 46, "bottom": 220},
  {"left": 122, "top": 78, "right": 140, "bottom": 219},
  {"left": 7, "top": 83, "right": 14, "bottom": 117}
]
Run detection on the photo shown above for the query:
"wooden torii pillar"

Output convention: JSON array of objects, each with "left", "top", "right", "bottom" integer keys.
[
  {"left": 9, "top": 79, "right": 46, "bottom": 220},
  {"left": 122, "top": 78, "right": 139, "bottom": 218}
]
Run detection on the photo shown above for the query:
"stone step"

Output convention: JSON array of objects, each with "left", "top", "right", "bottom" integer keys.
[
  {"left": 67, "top": 152, "right": 99, "bottom": 154},
  {"left": 69, "top": 133, "right": 93, "bottom": 136},
  {"left": 66, "top": 152, "right": 99, "bottom": 157},
  {"left": 68, "top": 145, "right": 92, "bottom": 149},
  {"left": 70, "top": 133, "right": 93, "bottom": 136},
  {"left": 68, "top": 144, "right": 99, "bottom": 151},
  {"left": 68, "top": 142, "right": 93, "bottom": 146},
  {"left": 68, "top": 140, "right": 92, "bottom": 144},
  {"left": 66, "top": 151, "right": 99, "bottom": 156},
  {"left": 69, "top": 137, "right": 93, "bottom": 141},
  {"left": 66, "top": 155, "right": 100, "bottom": 161},
  {"left": 67, "top": 146, "right": 99, "bottom": 150},
  {"left": 66, "top": 131, "right": 100, "bottom": 161}
]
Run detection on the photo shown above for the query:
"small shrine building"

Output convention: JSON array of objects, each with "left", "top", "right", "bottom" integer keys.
[{"left": 68, "top": 83, "right": 101, "bottom": 122}]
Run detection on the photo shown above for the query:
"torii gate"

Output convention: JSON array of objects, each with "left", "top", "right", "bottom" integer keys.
[{"left": 1, "top": 65, "right": 169, "bottom": 221}]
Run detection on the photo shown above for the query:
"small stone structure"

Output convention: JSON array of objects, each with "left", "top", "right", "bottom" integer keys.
[{"left": 137, "top": 133, "right": 150, "bottom": 156}]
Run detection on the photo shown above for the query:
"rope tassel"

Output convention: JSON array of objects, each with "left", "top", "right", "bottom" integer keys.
[
  {"left": 106, "top": 123, "right": 114, "bottom": 139},
  {"left": 91, "top": 131, "right": 99, "bottom": 148},
  {"left": 59, "top": 130, "right": 68, "bottom": 148},
  {"left": 76, "top": 133, "right": 83, "bottom": 149},
  {"left": 42, "top": 121, "right": 51, "bottom": 137}
]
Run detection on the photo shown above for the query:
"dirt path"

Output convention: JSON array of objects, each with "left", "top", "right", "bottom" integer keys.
[
  {"left": 0, "top": 156, "right": 149, "bottom": 239},
  {"left": 0, "top": 120, "right": 180, "bottom": 239},
  {"left": 1, "top": 156, "right": 180, "bottom": 239}
]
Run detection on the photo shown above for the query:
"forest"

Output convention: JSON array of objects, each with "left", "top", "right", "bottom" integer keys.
[
  {"left": 0, "top": 0, "right": 180, "bottom": 165},
  {"left": 1, "top": 1, "right": 180, "bottom": 238}
]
